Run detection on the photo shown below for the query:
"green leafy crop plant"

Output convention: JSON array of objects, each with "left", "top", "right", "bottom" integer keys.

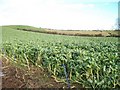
[{"left": 2, "top": 41, "right": 120, "bottom": 88}]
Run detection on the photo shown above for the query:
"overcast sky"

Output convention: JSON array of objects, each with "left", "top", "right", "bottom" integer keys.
[{"left": 0, "top": 0, "right": 119, "bottom": 30}]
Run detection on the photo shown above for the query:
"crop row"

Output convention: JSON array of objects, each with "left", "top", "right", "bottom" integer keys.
[{"left": 1, "top": 41, "right": 120, "bottom": 88}]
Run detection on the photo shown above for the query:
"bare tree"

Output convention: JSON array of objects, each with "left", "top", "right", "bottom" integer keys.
[{"left": 113, "top": 18, "right": 120, "bottom": 30}]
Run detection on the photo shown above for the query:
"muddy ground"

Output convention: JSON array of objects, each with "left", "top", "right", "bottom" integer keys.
[{"left": 1, "top": 57, "right": 82, "bottom": 89}]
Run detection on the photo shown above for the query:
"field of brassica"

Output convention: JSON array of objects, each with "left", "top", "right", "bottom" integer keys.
[{"left": 0, "top": 26, "right": 120, "bottom": 88}]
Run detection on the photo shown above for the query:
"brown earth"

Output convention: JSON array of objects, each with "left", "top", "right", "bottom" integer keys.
[
  {"left": 1, "top": 57, "right": 82, "bottom": 89},
  {"left": 16, "top": 27, "right": 120, "bottom": 37}
]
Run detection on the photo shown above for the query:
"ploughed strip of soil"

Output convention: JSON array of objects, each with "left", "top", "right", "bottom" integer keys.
[{"left": 1, "top": 57, "right": 81, "bottom": 88}]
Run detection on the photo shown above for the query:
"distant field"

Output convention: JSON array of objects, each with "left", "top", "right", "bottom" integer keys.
[
  {"left": 1, "top": 25, "right": 119, "bottom": 45},
  {"left": 0, "top": 25, "right": 119, "bottom": 88},
  {"left": 3, "top": 25, "right": 120, "bottom": 37},
  {"left": 45, "top": 29, "right": 120, "bottom": 37}
]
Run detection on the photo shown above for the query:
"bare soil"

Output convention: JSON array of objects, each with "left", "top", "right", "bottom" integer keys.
[
  {"left": 16, "top": 27, "right": 120, "bottom": 37},
  {"left": 1, "top": 57, "right": 82, "bottom": 88}
]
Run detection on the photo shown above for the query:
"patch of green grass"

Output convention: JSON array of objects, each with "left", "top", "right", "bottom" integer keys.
[
  {"left": 4, "top": 25, "right": 44, "bottom": 31},
  {"left": 1, "top": 25, "right": 118, "bottom": 44}
]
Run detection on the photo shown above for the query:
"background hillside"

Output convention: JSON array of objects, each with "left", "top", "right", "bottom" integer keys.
[{"left": 1, "top": 25, "right": 120, "bottom": 37}]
